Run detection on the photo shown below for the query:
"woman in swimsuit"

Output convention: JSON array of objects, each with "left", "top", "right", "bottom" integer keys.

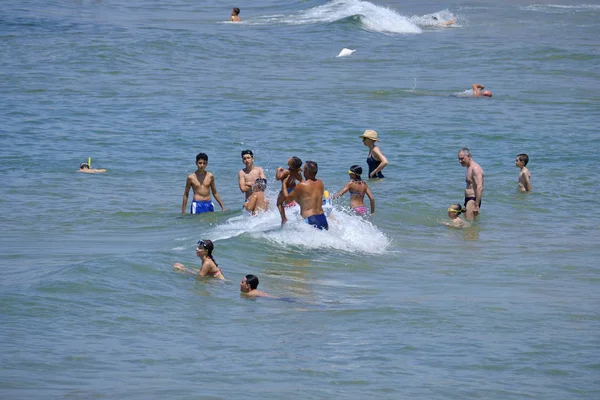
[
  {"left": 173, "top": 239, "right": 225, "bottom": 280},
  {"left": 332, "top": 165, "right": 375, "bottom": 216},
  {"left": 359, "top": 129, "right": 388, "bottom": 179}
]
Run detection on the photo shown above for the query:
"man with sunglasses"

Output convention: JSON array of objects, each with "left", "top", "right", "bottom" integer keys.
[{"left": 458, "top": 148, "right": 484, "bottom": 220}]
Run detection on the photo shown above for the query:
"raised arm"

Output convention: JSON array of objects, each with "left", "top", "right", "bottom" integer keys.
[
  {"left": 276, "top": 167, "right": 289, "bottom": 181},
  {"left": 472, "top": 83, "right": 484, "bottom": 95},
  {"left": 181, "top": 177, "right": 192, "bottom": 214},
  {"left": 332, "top": 182, "right": 352, "bottom": 199}
]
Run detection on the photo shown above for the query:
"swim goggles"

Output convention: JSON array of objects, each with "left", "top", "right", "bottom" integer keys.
[
  {"left": 197, "top": 240, "right": 208, "bottom": 249},
  {"left": 447, "top": 208, "right": 461, "bottom": 213}
]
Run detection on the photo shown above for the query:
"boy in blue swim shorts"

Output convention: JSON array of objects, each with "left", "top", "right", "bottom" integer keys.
[
  {"left": 281, "top": 160, "right": 328, "bottom": 230},
  {"left": 181, "top": 153, "right": 226, "bottom": 214}
]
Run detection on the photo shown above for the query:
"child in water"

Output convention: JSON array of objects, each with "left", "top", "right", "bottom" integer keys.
[
  {"left": 275, "top": 156, "right": 303, "bottom": 226},
  {"left": 332, "top": 165, "right": 375, "bottom": 216},
  {"left": 515, "top": 153, "right": 532, "bottom": 192},
  {"left": 442, "top": 203, "right": 470, "bottom": 228},
  {"left": 173, "top": 239, "right": 225, "bottom": 280},
  {"left": 243, "top": 178, "right": 269, "bottom": 215},
  {"left": 230, "top": 8, "right": 241, "bottom": 22}
]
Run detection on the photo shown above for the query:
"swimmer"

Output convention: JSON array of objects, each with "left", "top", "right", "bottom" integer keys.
[
  {"left": 240, "top": 274, "right": 275, "bottom": 298},
  {"left": 276, "top": 156, "right": 303, "bottom": 227},
  {"left": 515, "top": 153, "right": 532, "bottom": 192},
  {"left": 181, "top": 153, "right": 226, "bottom": 214},
  {"left": 472, "top": 83, "right": 492, "bottom": 97},
  {"left": 230, "top": 7, "right": 241, "bottom": 22},
  {"left": 281, "top": 161, "right": 328, "bottom": 230},
  {"left": 441, "top": 203, "right": 471, "bottom": 228},
  {"left": 359, "top": 130, "right": 388, "bottom": 178},
  {"left": 173, "top": 239, "right": 225, "bottom": 280},
  {"left": 432, "top": 16, "right": 456, "bottom": 26},
  {"left": 78, "top": 162, "right": 106, "bottom": 174},
  {"left": 331, "top": 165, "right": 375, "bottom": 216},
  {"left": 243, "top": 178, "right": 269, "bottom": 215}
]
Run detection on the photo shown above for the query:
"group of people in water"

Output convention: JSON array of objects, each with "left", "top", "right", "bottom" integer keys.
[{"left": 166, "top": 125, "right": 532, "bottom": 296}]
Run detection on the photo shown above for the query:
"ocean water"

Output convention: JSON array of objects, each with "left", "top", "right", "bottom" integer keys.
[{"left": 1, "top": 0, "right": 599, "bottom": 398}]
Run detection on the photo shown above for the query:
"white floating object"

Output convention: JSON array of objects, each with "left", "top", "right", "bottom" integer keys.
[{"left": 337, "top": 48, "right": 356, "bottom": 57}]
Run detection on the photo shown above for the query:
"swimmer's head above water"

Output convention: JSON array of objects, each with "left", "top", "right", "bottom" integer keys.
[
  {"left": 447, "top": 203, "right": 464, "bottom": 217},
  {"left": 348, "top": 165, "right": 363, "bottom": 180},
  {"left": 80, "top": 162, "right": 90, "bottom": 170},
  {"left": 253, "top": 178, "right": 267, "bottom": 192},
  {"left": 481, "top": 90, "right": 492, "bottom": 97}
]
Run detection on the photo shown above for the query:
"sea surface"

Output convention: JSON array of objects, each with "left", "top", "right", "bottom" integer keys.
[{"left": 1, "top": 0, "right": 599, "bottom": 398}]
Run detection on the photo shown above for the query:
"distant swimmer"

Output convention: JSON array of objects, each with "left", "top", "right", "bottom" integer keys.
[
  {"left": 240, "top": 274, "right": 275, "bottom": 298},
  {"left": 181, "top": 152, "right": 226, "bottom": 214},
  {"left": 281, "top": 161, "right": 328, "bottom": 230},
  {"left": 238, "top": 149, "right": 266, "bottom": 202},
  {"left": 230, "top": 7, "right": 241, "bottom": 22},
  {"left": 515, "top": 153, "right": 532, "bottom": 192},
  {"left": 432, "top": 16, "right": 456, "bottom": 26},
  {"left": 441, "top": 203, "right": 471, "bottom": 228},
  {"left": 472, "top": 83, "right": 492, "bottom": 97},
  {"left": 78, "top": 162, "right": 106, "bottom": 174},
  {"left": 359, "top": 130, "right": 388, "bottom": 179},
  {"left": 276, "top": 156, "right": 303, "bottom": 227},
  {"left": 173, "top": 240, "right": 225, "bottom": 280},
  {"left": 458, "top": 148, "right": 484, "bottom": 220},
  {"left": 243, "top": 178, "right": 269, "bottom": 215},
  {"left": 331, "top": 165, "right": 375, "bottom": 216}
]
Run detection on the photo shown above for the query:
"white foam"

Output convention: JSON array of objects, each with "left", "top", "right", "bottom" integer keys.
[
  {"left": 207, "top": 196, "right": 390, "bottom": 255},
  {"left": 249, "top": 0, "right": 421, "bottom": 34}
]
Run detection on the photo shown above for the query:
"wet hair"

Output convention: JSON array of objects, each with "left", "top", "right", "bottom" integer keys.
[
  {"left": 245, "top": 274, "right": 259, "bottom": 290},
  {"left": 80, "top": 162, "right": 90, "bottom": 169},
  {"left": 289, "top": 156, "right": 302, "bottom": 170},
  {"left": 305, "top": 160, "right": 318, "bottom": 176},
  {"left": 517, "top": 153, "right": 529, "bottom": 166},
  {"left": 253, "top": 178, "right": 267, "bottom": 192},
  {"left": 196, "top": 153, "right": 208, "bottom": 162},
  {"left": 458, "top": 148, "right": 471, "bottom": 157},
  {"left": 198, "top": 239, "right": 218, "bottom": 266},
  {"left": 481, "top": 90, "right": 492, "bottom": 97},
  {"left": 448, "top": 203, "right": 464, "bottom": 215},
  {"left": 241, "top": 149, "right": 253, "bottom": 158},
  {"left": 349, "top": 165, "right": 363, "bottom": 180},
  {"left": 232, "top": 7, "right": 240, "bottom": 15}
]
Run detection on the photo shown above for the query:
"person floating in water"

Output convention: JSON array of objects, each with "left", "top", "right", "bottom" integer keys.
[
  {"left": 173, "top": 239, "right": 225, "bottom": 280},
  {"left": 78, "top": 162, "right": 106, "bottom": 174},
  {"left": 515, "top": 153, "right": 532, "bottom": 192},
  {"left": 432, "top": 16, "right": 456, "bottom": 26},
  {"left": 332, "top": 165, "right": 375, "bottom": 216},
  {"left": 359, "top": 130, "right": 388, "bottom": 178},
  {"left": 181, "top": 152, "right": 226, "bottom": 214},
  {"left": 281, "top": 161, "right": 328, "bottom": 230},
  {"left": 472, "top": 83, "right": 492, "bottom": 97},
  {"left": 240, "top": 274, "right": 275, "bottom": 298},
  {"left": 243, "top": 178, "right": 269, "bottom": 215},
  {"left": 276, "top": 156, "right": 303, "bottom": 227},
  {"left": 230, "top": 7, "right": 241, "bottom": 22},
  {"left": 441, "top": 203, "right": 471, "bottom": 228}
]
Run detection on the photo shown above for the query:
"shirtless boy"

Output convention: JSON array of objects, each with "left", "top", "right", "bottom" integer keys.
[
  {"left": 281, "top": 160, "right": 328, "bottom": 230},
  {"left": 243, "top": 178, "right": 269, "bottom": 215},
  {"left": 515, "top": 153, "right": 532, "bottom": 192},
  {"left": 458, "top": 148, "right": 484, "bottom": 220},
  {"left": 275, "top": 156, "right": 303, "bottom": 226},
  {"left": 230, "top": 8, "right": 241, "bottom": 22},
  {"left": 238, "top": 149, "right": 266, "bottom": 202},
  {"left": 181, "top": 153, "right": 226, "bottom": 214}
]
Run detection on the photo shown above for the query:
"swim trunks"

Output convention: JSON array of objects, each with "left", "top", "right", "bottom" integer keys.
[
  {"left": 352, "top": 205, "right": 368, "bottom": 215},
  {"left": 464, "top": 196, "right": 481, "bottom": 208},
  {"left": 305, "top": 213, "right": 329, "bottom": 230},
  {"left": 367, "top": 152, "right": 384, "bottom": 178},
  {"left": 284, "top": 188, "right": 298, "bottom": 208},
  {"left": 191, "top": 200, "right": 215, "bottom": 214}
]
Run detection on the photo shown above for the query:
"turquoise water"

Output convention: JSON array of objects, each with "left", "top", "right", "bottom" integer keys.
[{"left": 1, "top": 1, "right": 599, "bottom": 398}]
